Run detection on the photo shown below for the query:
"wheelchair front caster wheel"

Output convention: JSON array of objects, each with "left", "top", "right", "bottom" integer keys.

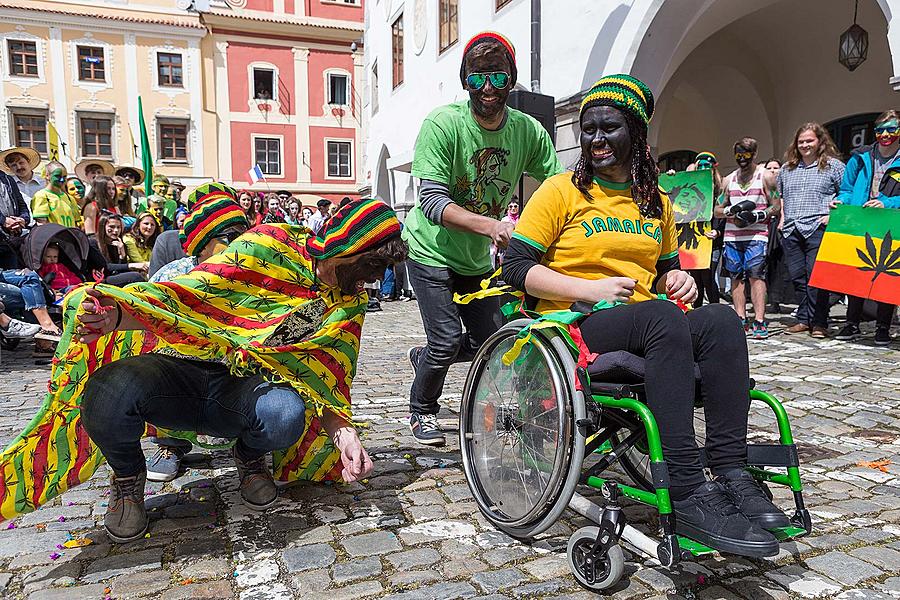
[{"left": 567, "top": 526, "right": 625, "bottom": 591}]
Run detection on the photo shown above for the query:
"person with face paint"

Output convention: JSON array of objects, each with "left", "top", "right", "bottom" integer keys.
[
  {"left": 777, "top": 125, "right": 845, "bottom": 338},
  {"left": 75, "top": 159, "right": 115, "bottom": 197},
  {"left": 13, "top": 196, "right": 411, "bottom": 543},
  {"left": 683, "top": 152, "right": 725, "bottom": 306},
  {"left": 30, "top": 162, "right": 83, "bottom": 228},
  {"left": 404, "top": 31, "right": 562, "bottom": 446},
  {"left": 714, "top": 138, "right": 780, "bottom": 339},
  {"left": 503, "top": 75, "right": 787, "bottom": 558},
  {"left": 833, "top": 110, "right": 900, "bottom": 346},
  {"left": 0, "top": 146, "right": 45, "bottom": 205}
]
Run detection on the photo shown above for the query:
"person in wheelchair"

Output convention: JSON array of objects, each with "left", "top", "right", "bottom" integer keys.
[{"left": 501, "top": 75, "right": 788, "bottom": 558}]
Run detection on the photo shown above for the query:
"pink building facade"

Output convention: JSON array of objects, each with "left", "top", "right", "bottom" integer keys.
[{"left": 203, "top": 1, "right": 364, "bottom": 204}]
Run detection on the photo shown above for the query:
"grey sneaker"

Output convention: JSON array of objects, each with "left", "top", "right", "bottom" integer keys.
[
  {"left": 146, "top": 445, "right": 186, "bottom": 482},
  {"left": 104, "top": 470, "right": 149, "bottom": 543},
  {"left": 1, "top": 318, "right": 40, "bottom": 340},
  {"left": 233, "top": 448, "right": 277, "bottom": 510}
]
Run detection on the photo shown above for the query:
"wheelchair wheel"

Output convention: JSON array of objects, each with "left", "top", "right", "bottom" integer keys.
[
  {"left": 567, "top": 526, "right": 625, "bottom": 592},
  {"left": 460, "top": 319, "right": 587, "bottom": 539},
  {"left": 611, "top": 410, "right": 707, "bottom": 493}
]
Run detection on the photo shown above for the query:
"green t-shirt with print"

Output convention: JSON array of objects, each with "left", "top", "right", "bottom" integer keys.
[{"left": 404, "top": 100, "right": 563, "bottom": 275}]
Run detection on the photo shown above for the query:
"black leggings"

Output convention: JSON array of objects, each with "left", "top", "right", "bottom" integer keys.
[
  {"left": 579, "top": 301, "right": 751, "bottom": 498},
  {"left": 688, "top": 268, "right": 720, "bottom": 307}
]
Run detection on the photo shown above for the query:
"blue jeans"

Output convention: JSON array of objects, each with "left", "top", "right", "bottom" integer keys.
[
  {"left": 781, "top": 226, "right": 830, "bottom": 327},
  {"left": 0, "top": 282, "right": 25, "bottom": 317},
  {"left": 0, "top": 269, "right": 46, "bottom": 310},
  {"left": 82, "top": 354, "right": 307, "bottom": 477}
]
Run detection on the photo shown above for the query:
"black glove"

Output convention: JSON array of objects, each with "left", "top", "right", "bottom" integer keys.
[
  {"left": 724, "top": 199, "right": 756, "bottom": 217},
  {"left": 734, "top": 210, "right": 767, "bottom": 228}
]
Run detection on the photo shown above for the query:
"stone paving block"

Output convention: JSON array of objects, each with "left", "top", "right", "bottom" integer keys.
[
  {"left": 850, "top": 545, "right": 900, "bottom": 571},
  {"left": 238, "top": 582, "right": 293, "bottom": 600},
  {"left": 332, "top": 555, "right": 382, "bottom": 583},
  {"left": 110, "top": 569, "right": 172, "bottom": 598},
  {"left": 340, "top": 529, "right": 401, "bottom": 556},
  {"left": 471, "top": 568, "right": 528, "bottom": 594},
  {"left": 19, "top": 504, "right": 92, "bottom": 526},
  {"left": 397, "top": 519, "right": 477, "bottom": 545},
  {"left": 386, "top": 548, "right": 441, "bottom": 569},
  {"left": 160, "top": 580, "right": 235, "bottom": 599},
  {"left": 285, "top": 524, "right": 334, "bottom": 546},
  {"left": 82, "top": 548, "right": 164, "bottom": 583},
  {"left": 180, "top": 558, "right": 232, "bottom": 581},
  {"left": 697, "top": 586, "right": 742, "bottom": 599},
  {"left": 329, "top": 581, "right": 385, "bottom": 599},
  {"left": 806, "top": 550, "right": 884, "bottom": 586},
  {"left": 765, "top": 564, "right": 843, "bottom": 598},
  {"left": 834, "top": 591, "right": 895, "bottom": 600},
  {"left": 27, "top": 583, "right": 109, "bottom": 600},
  {"left": 511, "top": 578, "right": 571, "bottom": 598},
  {"left": 381, "top": 581, "right": 477, "bottom": 600},
  {"left": 388, "top": 570, "right": 442, "bottom": 588},
  {"left": 282, "top": 543, "right": 336, "bottom": 572},
  {"left": 234, "top": 559, "right": 279, "bottom": 588},
  {"left": 0, "top": 530, "right": 70, "bottom": 559},
  {"left": 519, "top": 554, "right": 570, "bottom": 579}
]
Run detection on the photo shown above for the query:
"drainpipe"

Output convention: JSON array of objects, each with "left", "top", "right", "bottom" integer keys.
[{"left": 530, "top": 0, "right": 540, "bottom": 93}]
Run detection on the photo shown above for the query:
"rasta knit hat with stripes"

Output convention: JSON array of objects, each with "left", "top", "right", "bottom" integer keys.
[
  {"left": 180, "top": 185, "right": 250, "bottom": 257},
  {"left": 186, "top": 181, "right": 239, "bottom": 210},
  {"left": 306, "top": 198, "right": 402, "bottom": 260},
  {"left": 580, "top": 74, "right": 655, "bottom": 126},
  {"left": 459, "top": 31, "right": 517, "bottom": 87}
]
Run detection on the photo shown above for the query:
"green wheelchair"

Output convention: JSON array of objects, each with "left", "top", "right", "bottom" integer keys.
[{"left": 458, "top": 316, "right": 812, "bottom": 591}]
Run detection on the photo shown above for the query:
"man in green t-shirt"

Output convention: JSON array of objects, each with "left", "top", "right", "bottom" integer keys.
[
  {"left": 32, "top": 162, "right": 82, "bottom": 229},
  {"left": 404, "top": 31, "right": 563, "bottom": 446}
]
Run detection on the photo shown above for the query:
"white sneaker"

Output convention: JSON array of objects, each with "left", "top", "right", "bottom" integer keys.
[{"left": 2, "top": 319, "right": 41, "bottom": 340}]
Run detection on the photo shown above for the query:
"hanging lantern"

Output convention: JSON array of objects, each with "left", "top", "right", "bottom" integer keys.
[{"left": 839, "top": 0, "right": 869, "bottom": 71}]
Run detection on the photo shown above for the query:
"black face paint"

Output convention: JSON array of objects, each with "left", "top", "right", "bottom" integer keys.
[
  {"left": 734, "top": 149, "right": 755, "bottom": 169},
  {"left": 580, "top": 106, "right": 632, "bottom": 182},
  {"left": 465, "top": 51, "right": 512, "bottom": 122},
  {"left": 334, "top": 256, "right": 391, "bottom": 296}
]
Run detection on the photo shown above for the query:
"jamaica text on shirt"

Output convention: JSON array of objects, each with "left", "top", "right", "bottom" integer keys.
[{"left": 579, "top": 216, "right": 662, "bottom": 243}]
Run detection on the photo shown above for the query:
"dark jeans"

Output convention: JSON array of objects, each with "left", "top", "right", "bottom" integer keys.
[
  {"left": 82, "top": 354, "right": 307, "bottom": 477},
  {"left": 407, "top": 259, "right": 502, "bottom": 415},
  {"left": 580, "top": 302, "right": 750, "bottom": 496},
  {"left": 689, "top": 268, "right": 719, "bottom": 307},
  {"left": 781, "top": 227, "right": 830, "bottom": 327},
  {"left": 847, "top": 296, "right": 896, "bottom": 329}
]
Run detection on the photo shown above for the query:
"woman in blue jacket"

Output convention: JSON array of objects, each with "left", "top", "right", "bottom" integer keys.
[{"left": 833, "top": 110, "right": 900, "bottom": 346}]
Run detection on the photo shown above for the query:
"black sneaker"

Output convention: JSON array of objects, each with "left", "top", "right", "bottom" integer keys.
[
  {"left": 673, "top": 481, "right": 778, "bottom": 558},
  {"left": 875, "top": 327, "right": 892, "bottom": 346},
  {"left": 408, "top": 346, "right": 423, "bottom": 376},
  {"left": 835, "top": 323, "right": 861, "bottom": 341},
  {"left": 410, "top": 412, "right": 445, "bottom": 446},
  {"left": 717, "top": 469, "right": 790, "bottom": 530}
]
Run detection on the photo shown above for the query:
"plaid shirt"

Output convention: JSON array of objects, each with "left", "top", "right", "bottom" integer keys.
[{"left": 777, "top": 157, "right": 844, "bottom": 238}]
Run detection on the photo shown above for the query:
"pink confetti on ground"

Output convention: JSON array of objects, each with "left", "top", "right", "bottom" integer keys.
[
  {"left": 6, "top": 523, "right": 14, "bottom": 530},
  {"left": 49, "top": 552, "right": 60, "bottom": 560},
  {"left": 57, "top": 516, "right": 66, "bottom": 522}
]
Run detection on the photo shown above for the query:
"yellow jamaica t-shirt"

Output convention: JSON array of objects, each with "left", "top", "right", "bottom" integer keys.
[
  {"left": 31, "top": 189, "right": 82, "bottom": 228},
  {"left": 510, "top": 172, "right": 678, "bottom": 313}
]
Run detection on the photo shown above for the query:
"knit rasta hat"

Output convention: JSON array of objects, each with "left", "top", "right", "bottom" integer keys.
[
  {"left": 180, "top": 188, "right": 250, "bottom": 257},
  {"left": 306, "top": 198, "right": 401, "bottom": 260},
  {"left": 459, "top": 31, "right": 517, "bottom": 87},
  {"left": 580, "top": 74, "right": 655, "bottom": 126},
  {"left": 695, "top": 151, "right": 718, "bottom": 165},
  {"left": 186, "top": 181, "right": 239, "bottom": 210}
]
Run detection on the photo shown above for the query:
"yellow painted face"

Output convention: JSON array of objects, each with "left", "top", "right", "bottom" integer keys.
[
  {"left": 66, "top": 179, "right": 85, "bottom": 200},
  {"left": 152, "top": 181, "right": 168, "bottom": 196}
]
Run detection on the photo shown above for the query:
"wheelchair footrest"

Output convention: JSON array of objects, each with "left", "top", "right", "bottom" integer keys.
[
  {"left": 677, "top": 536, "right": 717, "bottom": 556},
  {"left": 770, "top": 525, "right": 808, "bottom": 541}
]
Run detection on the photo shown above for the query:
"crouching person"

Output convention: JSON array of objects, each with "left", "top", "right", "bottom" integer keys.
[{"left": 63, "top": 198, "right": 405, "bottom": 542}]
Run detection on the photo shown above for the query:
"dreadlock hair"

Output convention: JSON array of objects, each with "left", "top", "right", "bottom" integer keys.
[{"left": 571, "top": 110, "right": 663, "bottom": 219}]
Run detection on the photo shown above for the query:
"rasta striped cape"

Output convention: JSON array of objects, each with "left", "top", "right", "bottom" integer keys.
[{"left": 0, "top": 224, "right": 365, "bottom": 520}]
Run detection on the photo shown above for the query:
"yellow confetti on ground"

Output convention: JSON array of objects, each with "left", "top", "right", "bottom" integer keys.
[{"left": 62, "top": 538, "right": 93, "bottom": 548}]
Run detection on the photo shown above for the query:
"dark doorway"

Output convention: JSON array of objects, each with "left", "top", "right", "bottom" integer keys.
[
  {"left": 826, "top": 113, "right": 880, "bottom": 161},
  {"left": 658, "top": 149, "right": 697, "bottom": 173}
]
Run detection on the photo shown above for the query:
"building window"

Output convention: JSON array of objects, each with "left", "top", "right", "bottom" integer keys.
[
  {"left": 12, "top": 113, "right": 47, "bottom": 155},
  {"left": 253, "top": 68, "right": 275, "bottom": 100},
  {"left": 327, "top": 140, "right": 352, "bottom": 178},
  {"left": 439, "top": 0, "right": 458, "bottom": 53},
  {"left": 328, "top": 73, "right": 348, "bottom": 105},
  {"left": 79, "top": 115, "right": 113, "bottom": 158},
  {"left": 254, "top": 137, "right": 281, "bottom": 176},
  {"left": 391, "top": 14, "right": 404, "bottom": 89},
  {"left": 371, "top": 62, "right": 379, "bottom": 114},
  {"left": 8, "top": 40, "right": 38, "bottom": 77},
  {"left": 77, "top": 46, "right": 105, "bottom": 82},
  {"left": 496, "top": 0, "right": 512, "bottom": 9},
  {"left": 157, "top": 52, "right": 183, "bottom": 87},
  {"left": 158, "top": 120, "right": 188, "bottom": 161}
]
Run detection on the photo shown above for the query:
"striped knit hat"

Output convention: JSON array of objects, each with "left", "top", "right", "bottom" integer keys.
[
  {"left": 306, "top": 199, "right": 401, "bottom": 260},
  {"left": 186, "top": 181, "right": 238, "bottom": 210},
  {"left": 180, "top": 191, "right": 250, "bottom": 257},
  {"left": 459, "top": 31, "right": 517, "bottom": 87},
  {"left": 580, "top": 74, "right": 654, "bottom": 126},
  {"left": 695, "top": 151, "right": 718, "bottom": 165}
]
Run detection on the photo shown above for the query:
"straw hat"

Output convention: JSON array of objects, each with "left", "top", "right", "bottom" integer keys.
[
  {"left": 0, "top": 146, "right": 40, "bottom": 174},
  {"left": 75, "top": 159, "right": 115, "bottom": 180},
  {"left": 115, "top": 164, "right": 144, "bottom": 181}
]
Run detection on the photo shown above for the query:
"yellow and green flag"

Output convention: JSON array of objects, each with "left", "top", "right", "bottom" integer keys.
[
  {"left": 47, "top": 121, "right": 60, "bottom": 161},
  {"left": 809, "top": 204, "right": 900, "bottom": 305},
  {"left": 659, "top": 169, "right": 714, "bottom": 224}
]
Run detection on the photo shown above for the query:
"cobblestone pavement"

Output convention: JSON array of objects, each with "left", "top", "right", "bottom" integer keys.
[{"left": 0, "top": 301, "right": 899, "bottom": 599}]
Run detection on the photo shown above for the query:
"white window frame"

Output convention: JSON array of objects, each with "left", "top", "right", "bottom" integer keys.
[
  {"left": 321, "top": 0, "right": 361, "bottom": 5},
  {"left": 69, "top": 36, "right": 112, "bottom": 92},
  {"left": 76, "top": 111, "right": 116, "bottom": 161},
  {"left": 157, "top": 117, "right": 191, "bottom": 164},
  {"left": 324, "top": 138, "right": 354, "bottom": 180},
  {"left": 251, "top": 134, "right": 284, "bottom": 178},
  {"left": 152, "top": 48, "right": 185, "bottom": 91},
  {"left": 325, "top": 70, "right": 350, "bottom": 107},
  {"left": 9, "top": 107, "right": 49, "bottom": 157},
  {"left": 370, "top": 60, "right": 379, "bottom": 114},
  {"left": 247, "top": 62, "right": 280, "bottom": 111},
  {"left": 2, "top": 32, "right": 46, "bottom": 88}
]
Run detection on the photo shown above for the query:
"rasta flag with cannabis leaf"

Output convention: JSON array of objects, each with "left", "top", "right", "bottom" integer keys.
[{"left": 810, "top": 205, "right": 900, "bottom": 305}]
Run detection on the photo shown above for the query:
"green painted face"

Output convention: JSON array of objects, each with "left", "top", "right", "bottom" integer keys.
[
  {"left": 49, "top": 168, "right": 67, "bottom": 189},
  {"left": 66, "top": 179, "right": 85, "bottom": 199}
]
